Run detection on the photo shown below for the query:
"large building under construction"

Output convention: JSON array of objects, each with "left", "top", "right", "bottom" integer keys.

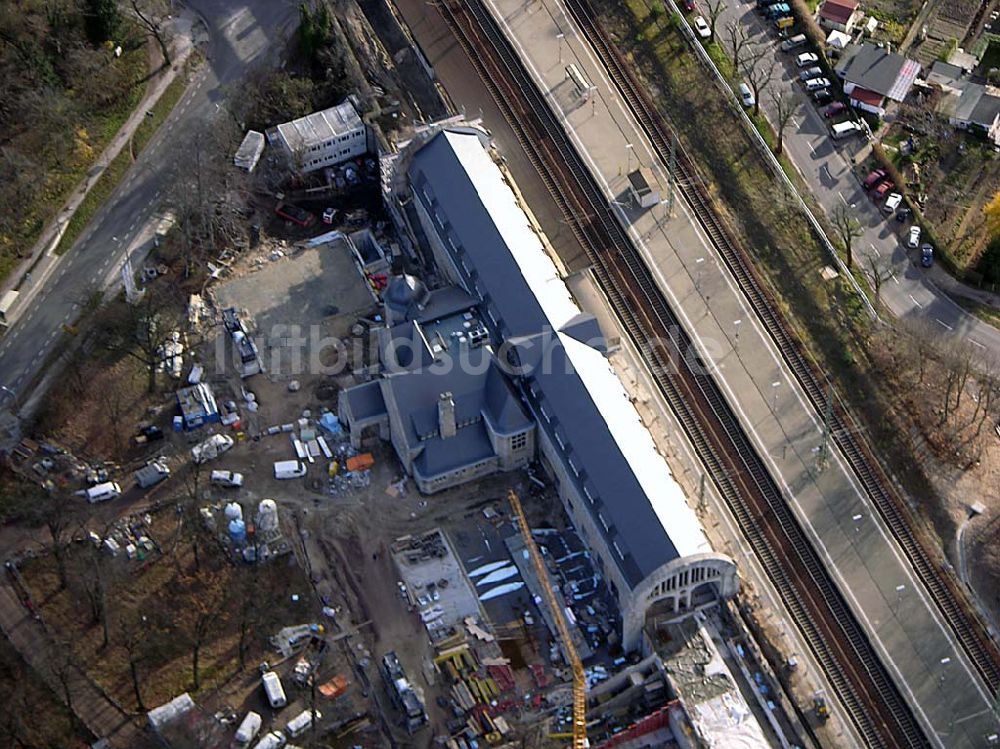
[{"left": 340, "top": 124, "right": 738, "bottom": 650}]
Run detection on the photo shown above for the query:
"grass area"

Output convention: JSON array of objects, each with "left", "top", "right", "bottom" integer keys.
[
  {"left": 133, "top": 70, "right": 189, "bottom": 155},
  {"left": 54, "top": 147, "right": 133, "bottom": 256},
  {"left": 605, "top": 0, "right": 945, "bottom": 520},
  {"left": 54, "top": 70, "right": 189, "bottom": 256},
  {"left": 954, "top": 295, "right": 1000, "bottom": 327},
  {"left": 0, "top": 26, "right": 149, "bottom": 285}
]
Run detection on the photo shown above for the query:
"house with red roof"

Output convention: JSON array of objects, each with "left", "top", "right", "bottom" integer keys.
[
  {"left": 818, "top": 0, "right": 862, "bottom": 33},
  {"left": 834, "top": 43, "right": 922, "bottom": 118}
]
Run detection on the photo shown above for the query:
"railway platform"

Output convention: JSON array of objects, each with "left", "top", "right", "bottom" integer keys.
[{"left": 474, "top": 0, "right": 1000, "bottom": 745}]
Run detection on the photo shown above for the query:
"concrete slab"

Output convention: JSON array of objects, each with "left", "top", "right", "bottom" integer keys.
[{"left": 477, "top": 0, "right": 1000, "bottom": 744}]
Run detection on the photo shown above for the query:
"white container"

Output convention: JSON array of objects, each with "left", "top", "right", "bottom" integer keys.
[{"left": 257, "top": 499, "right": 279, "bottom": 532}]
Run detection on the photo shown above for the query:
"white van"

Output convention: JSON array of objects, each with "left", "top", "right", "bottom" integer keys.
[
  {"left": 0, "top": 289, "right": 19, "bottom": 326},
  {"left": 234, "top": 711, "right": 262, "bottom": 746},
  {"left": 251, "top": 731, "right": 286, "bottom": 749},
  {"left": 831, "top": 120, "right": 862, "bottom": 140},
  {"left": 86, "top": 481, "right": 122, "bottom": 503},
  {"left": 261, "top": 670, "right": 287, "bottom": 708},
  {"left": 285, "top": 709, "right": 321, "bottom": 738},
  {"left": 273, "top": 460, "right": 307, "bottom": 480}
]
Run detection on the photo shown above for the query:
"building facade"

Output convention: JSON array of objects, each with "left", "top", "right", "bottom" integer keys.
[
  {"left": 342, "top": 125, "right": 738, "bottom": 650},
  {"left": 271, "top": 100, "right": 367, "bottom": 174}
]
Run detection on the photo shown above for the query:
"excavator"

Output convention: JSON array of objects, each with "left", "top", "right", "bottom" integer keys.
[{"left": 507, "top": 489, "right": 587, "bottom": 748}]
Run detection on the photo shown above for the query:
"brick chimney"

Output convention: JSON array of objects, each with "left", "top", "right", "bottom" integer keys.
[{"left": 438, "top": 392, "right": 456, "bottom": 439}]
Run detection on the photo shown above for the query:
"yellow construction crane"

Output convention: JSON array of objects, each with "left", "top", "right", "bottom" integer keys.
[{"left": 507, "top": 489, "right": 587, "bottom": 748}]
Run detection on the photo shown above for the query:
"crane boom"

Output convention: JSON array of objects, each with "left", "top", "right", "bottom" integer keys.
[{"left": 507, "top": 489, "right": 587, "bottom": 748}]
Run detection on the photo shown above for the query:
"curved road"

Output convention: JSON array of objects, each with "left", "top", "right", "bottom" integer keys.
[
  {"left": 714, "top": 0, "right": 1000, "bottom": 351},
  {"left": 0, "top": 0, "right": 298, "bottom": 403}
]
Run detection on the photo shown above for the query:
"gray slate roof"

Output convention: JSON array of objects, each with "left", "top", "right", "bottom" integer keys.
[
  {"left": 342, "top": 380, "right": 387, "bottom": 422},
  {"left": 408, "top": 130, "right": 682, "bottom": 587},
  {"left": 836, "top": 44, "right": 921, "bottom": 100}
]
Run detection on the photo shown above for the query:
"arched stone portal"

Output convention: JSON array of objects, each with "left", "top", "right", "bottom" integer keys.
[{"left": 621, "top": 552, "right": 739, "bottom": 652}]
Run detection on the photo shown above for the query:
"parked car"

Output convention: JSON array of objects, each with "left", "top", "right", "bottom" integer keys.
[
  {"left": 799, "top": 66, "right": 823, "bottom": 81},
  {"left": 780, "top": 34, "right": 807, "bottom": 52},
  {"left": 823, "top": 102, "right": 847, "bottom": 118},
  {"left": 739, "top": 82, "right": 755, "bottom": 107},
  {"left": 813, "top": 89, "right": 833, "bottom": 106},
  {"left": 831, "top": 120, "right": 861, "bottom": 139},
  {"left": 275, "top": 203, "right": 315, "bottom": 227},
  {"left": 883, "top": 192, "right": 903, "bottom": 214},
  {"left": 804, "top": 77, "right": 830, "bottom": 92},
  {"left": 210, "top": 470, "right": 244, "bottom": 488},
  {"left": 895, "top": 207, "right": 912, "bottom": 223},
  {"left": 906, "top": 225, "right": 921, "bottom": 248},
  {"left": 921, "top": 243, "right": 934, "bottom": 267},
  {"left": 796, "top": 52, "right": 819, "bottom": 67},
  {"left": 191, "top": 433, "right": 234, "bottom": 464},
  {"left": 863, "top": 169, "right": 886, "bottom": 190},
  {"left": 873, "top": 180, "right": 894, "bottom": 199},
  {"left": 683, "top": 0, "right": 695, "bottom": 10},
  {"left": 693, "top": 15, "right": 711, "bottom": 38},
  {"left": 764, "top": 3, "right": 791, "bottom": 18}
]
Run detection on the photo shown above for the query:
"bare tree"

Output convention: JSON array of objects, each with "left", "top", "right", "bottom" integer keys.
[
  {"left": 129, "top": 0, "right": 171, "bottom": 66},
  {"left": 187, "top": 597, "right": 222, "bottom": 691},
  {"left": 96, "top": 284, "right": 184, "bottom": 393},
  {"left": 741, "top": 50, "right": 777, "bottom": 118},
  {"left": 770, "top": 88, "right": 798, "bottom": 155},
  {"left": 705, "top": 0, "right": 725, "bottom": 40},
  {"left": 725, "top": 21, "right": 752, "bottom": 78},
  {"left": 118, "top": 612, "right": 150, "bottom": 710},
  {"left": 865, "top": 255, "right": 894, "bottom": 304},
  {"left": 831, "top": 203, "right": 863, "bottom": 269}
]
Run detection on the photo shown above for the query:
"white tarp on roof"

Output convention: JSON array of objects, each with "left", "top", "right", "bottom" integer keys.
[
  {"left": 445, "top": 130, "right": 710, "bottom": 559},
  {"left": 826, "top": 29, "right": 851, "bottom": 49}
]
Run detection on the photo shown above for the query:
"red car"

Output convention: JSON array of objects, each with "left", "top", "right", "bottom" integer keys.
[
  {"left": 872, "top": 180, "right": 894, "bottom": 199},
  {"left": 862, "top": 168, "right": 886, "bottom": 190},
  {"left": 275, "top": 203, "right": 316, "bottom": 227},
  {"left": 823, "top": 102, "right": 846, "bottom": 118},
  {"left": 684, "top": 0, "right": 696, "bottom": 10}
]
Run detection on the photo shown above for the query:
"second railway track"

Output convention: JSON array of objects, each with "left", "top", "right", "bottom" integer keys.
[
  {"left": 436, "top": 0, "right": 929, "bottom": 745},
  {"left": 560, "top": 0, "right": 1000, "bottom": 696}
]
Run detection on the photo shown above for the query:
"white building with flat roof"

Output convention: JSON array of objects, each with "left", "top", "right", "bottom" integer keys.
[{"left": 272, "top": 100, "right": 367, "bottom": 173}]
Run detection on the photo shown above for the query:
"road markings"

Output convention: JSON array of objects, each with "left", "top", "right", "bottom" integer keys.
[
  {"left": 870, "top": 243, "right": 880, "bottom": 258},
  {"left": 891, "top": 272, "right": 899, "bottom": 284},
  {"left": 971, "top": 339, "right": 986, "bottom": 349},
  {"left": 838, "top": 191, "right": 848, "bottom": 205},
  {"left": 909, "top": 294, "right": 923, "bottom": 308},
  {"left": 935, "top": 318, "right": 953, "bottom": 331}
]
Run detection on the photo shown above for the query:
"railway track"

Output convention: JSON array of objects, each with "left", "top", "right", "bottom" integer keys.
[
  {"left": 560, "top": 0, "right": 1000, "bottom": 695},
  {"left": 436, "top": 0, "right": 928, "bottom": 745}
]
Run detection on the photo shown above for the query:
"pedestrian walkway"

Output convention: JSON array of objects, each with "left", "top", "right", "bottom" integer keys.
[
  {"left": 481, "top": 0, "right": 1000, "bottom": 745},
  {"left": 0, "top": 578, "right": 146, "bottom": 747},
  {"left": 0, "top": 13, "right": 198, "bottom": 321}
]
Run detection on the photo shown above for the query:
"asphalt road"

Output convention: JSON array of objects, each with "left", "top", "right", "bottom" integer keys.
[
  {"left": 0, "top": 0, "right": 298, "bottom": 404},
  {"left": 712, "top": 0, "right": 1000, "bottom": 351}
]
